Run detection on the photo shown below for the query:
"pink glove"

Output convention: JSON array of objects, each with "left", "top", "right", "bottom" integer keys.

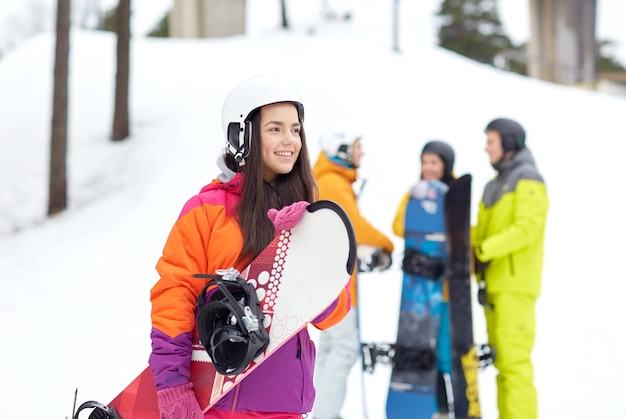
[
  {"left": 156, "top": 383, "right": 204, "bottom": 419},
  {"left": 267, "top": 201, "right": 310, "bottom": 233}
]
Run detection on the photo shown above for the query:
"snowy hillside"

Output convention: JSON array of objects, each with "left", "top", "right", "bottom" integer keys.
[{"left": 1, "top": 2, "right": 626, "bottom": 418}]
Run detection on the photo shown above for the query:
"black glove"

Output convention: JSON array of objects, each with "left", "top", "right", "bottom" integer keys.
[
  {"left": 373, "top": 249, "right": 392, "bottom": 271},
  {"left": 473, "top": 247, "right": 490, "bottom": 275},
  {"left": 357, "top": 245, "right": 392, "bottom": 272},
  {"left": 477, "top": 280, "right": 493, "bottom": 310}
]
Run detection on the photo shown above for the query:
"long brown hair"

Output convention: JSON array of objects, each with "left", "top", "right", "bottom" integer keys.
[{"left": 223, "top": 102, "right": 317, "bottom": 265}]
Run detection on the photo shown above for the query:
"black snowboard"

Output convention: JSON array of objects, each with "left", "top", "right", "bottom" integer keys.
[{"left": 445, "top": 174, "right": 483, "bottom": 419}]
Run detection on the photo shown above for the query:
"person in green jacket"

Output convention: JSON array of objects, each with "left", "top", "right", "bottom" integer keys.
[{"left": 473, "top": 118, "right": 549, "bottom": 419}]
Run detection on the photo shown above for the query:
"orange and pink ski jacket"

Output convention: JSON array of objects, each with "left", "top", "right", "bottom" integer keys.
[{"left": 149, "top": 170, "right": 350, "bottom": 413}]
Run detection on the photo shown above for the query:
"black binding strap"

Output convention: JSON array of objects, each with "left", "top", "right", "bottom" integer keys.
[
  {"left": 392, "top": 345, "right": 437, "bottom": 371},
  {"left": 193, "top": 270, "right": 269, "bottom": 375},
  {"left": 402, "top": 248, "right": 445, "bottom": 280},
  {"left": 73, "top": 401, "right": 121, "bottom": 419}
]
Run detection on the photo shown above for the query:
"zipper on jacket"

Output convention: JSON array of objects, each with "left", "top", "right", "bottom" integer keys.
[
  {"left": 297, "top": 337, "right": 302, "bottom": 359},
  {"left": 508, "top": 254, "right": 515, "bottom": 276},
  {"left": 296, "top": 332, "right": 307, "bottom": 410}
]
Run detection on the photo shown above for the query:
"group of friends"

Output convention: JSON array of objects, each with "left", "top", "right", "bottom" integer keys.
[{"left": 148, "top": 75, "right": 549, "bottom": 419}]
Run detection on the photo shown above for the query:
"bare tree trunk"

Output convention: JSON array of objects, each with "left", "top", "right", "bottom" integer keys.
[
  {"left": 392, "top": 0, "right": 400, "bottom": 53},
  {"left": 280, "top": 0, "right": 289, "bottom": 29},
  {"left": 112, "top": 0, "right": 131, "bottom": 141},
  {"left": 528, "top": 0, "right": 596, "bottom": 84},
  {"left": 48, "top": 0, "right": 71, "bottom": 216}
]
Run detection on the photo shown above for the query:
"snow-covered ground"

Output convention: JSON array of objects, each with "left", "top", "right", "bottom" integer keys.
[{"left": 1, "top": 1, "right": 626, "bottom": 418}]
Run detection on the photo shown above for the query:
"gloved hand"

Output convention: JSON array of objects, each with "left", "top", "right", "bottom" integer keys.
[
  {"left": 267, "top": 201, "right": 310, "bottom": 234},
  {"left": 410, "top": 180, "right": 430, "bottom": 199},
  {"left": 156, "top": 383, "right": 204, "bottom": 419},
  {"left": 410, "top": 179, "right": 449, "bottom": 199},
  {"left": 357, "top": 245, "right": 392, "bottom": 272},
  {"left": 477, "top": 280, "right": 493, "bottom": 310},
  {"left": 473, "top": 246, "right": 491, "bottom": 275}
]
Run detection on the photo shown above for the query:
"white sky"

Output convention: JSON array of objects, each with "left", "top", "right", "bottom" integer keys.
[{"left": 1, "top": 0, "right": 626, "bottom": 418}]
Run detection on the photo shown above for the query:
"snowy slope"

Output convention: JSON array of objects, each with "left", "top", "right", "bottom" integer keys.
[{"left": 1, "top": 2, "right": 626, "bottom": 418}]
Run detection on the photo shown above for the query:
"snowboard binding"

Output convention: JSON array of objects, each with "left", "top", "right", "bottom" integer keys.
[
  {"left": 477, "top": 343, "right": 496, "bottom": 369},
  {"left": 361, "top": 341, "right": 395, "bottom": 373},
  {"left": 194, "top": 268, "right": 269, "bottom": 376},
  {"left": 401, "top": 248, "right": 445, "bottom": 280},
  {"left": 362, "top": 342, "right": 495, "bottom": 373},
  {"left": 362, "top": 342, "right": 437, "bottom": 372},
  {"left": 72, "top": 400, "right": 121, "bottom": 419},
  {"left": 392, "top": 345, "right": 437, "bottom": 371}
]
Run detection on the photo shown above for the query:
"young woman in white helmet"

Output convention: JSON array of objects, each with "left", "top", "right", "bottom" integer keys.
[{"left": 149, "top": 75, "right": 351, "bottom": 418}]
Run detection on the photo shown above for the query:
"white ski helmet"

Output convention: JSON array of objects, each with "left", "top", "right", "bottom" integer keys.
[
  {"left": 221, "top": 75, "right": 304, "bottom": 165},
  {"left": 319, "top": 130, "right": 361, "bottom": 164}
]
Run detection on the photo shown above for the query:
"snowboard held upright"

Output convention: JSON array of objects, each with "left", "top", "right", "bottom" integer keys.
[
  {"left": 72, "top": 200, "right": 356, "bottom": 419},
  {"left": 445, "top": 174, "right": 486, "bottom": 419},
  {"left": 363, "top": 175, "right": 490, "bottom": 419},
  {"left": 386, "top": 179, "right": 448, "bottom": 419}
]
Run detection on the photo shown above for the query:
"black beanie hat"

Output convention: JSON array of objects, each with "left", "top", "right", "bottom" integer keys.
[
  {"left": 421, "top": 140, "right": 455, "bottom": 185},
  {"left": 485, "top": 118, "right": 526, "bottom": 152}
]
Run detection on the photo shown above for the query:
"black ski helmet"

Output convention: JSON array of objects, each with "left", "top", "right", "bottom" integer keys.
[
  {"left": 485, "top": 118, "right": 526, "bottom": 152},
  {"left": 421, "top": 140, "right": 455, "bottom": 185}
]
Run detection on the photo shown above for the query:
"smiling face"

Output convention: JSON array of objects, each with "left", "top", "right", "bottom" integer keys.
[
  {"left": 421, "top": 152, "right": 445, "bottom": 181},
  {"left": 259, "top": 102, "right": 302, "bottom": 183}
]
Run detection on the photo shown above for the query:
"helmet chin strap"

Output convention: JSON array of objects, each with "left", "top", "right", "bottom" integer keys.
[{"left": 227, "top": 121, "right": 252, "bottom": 166}]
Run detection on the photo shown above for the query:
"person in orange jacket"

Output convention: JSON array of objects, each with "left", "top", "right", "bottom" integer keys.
[
  {"left": 149, "top": 75, "right": 351, "bottom": 419},
  {"left": 311, "top": 130, "right": 394, "bottom": 419}
]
